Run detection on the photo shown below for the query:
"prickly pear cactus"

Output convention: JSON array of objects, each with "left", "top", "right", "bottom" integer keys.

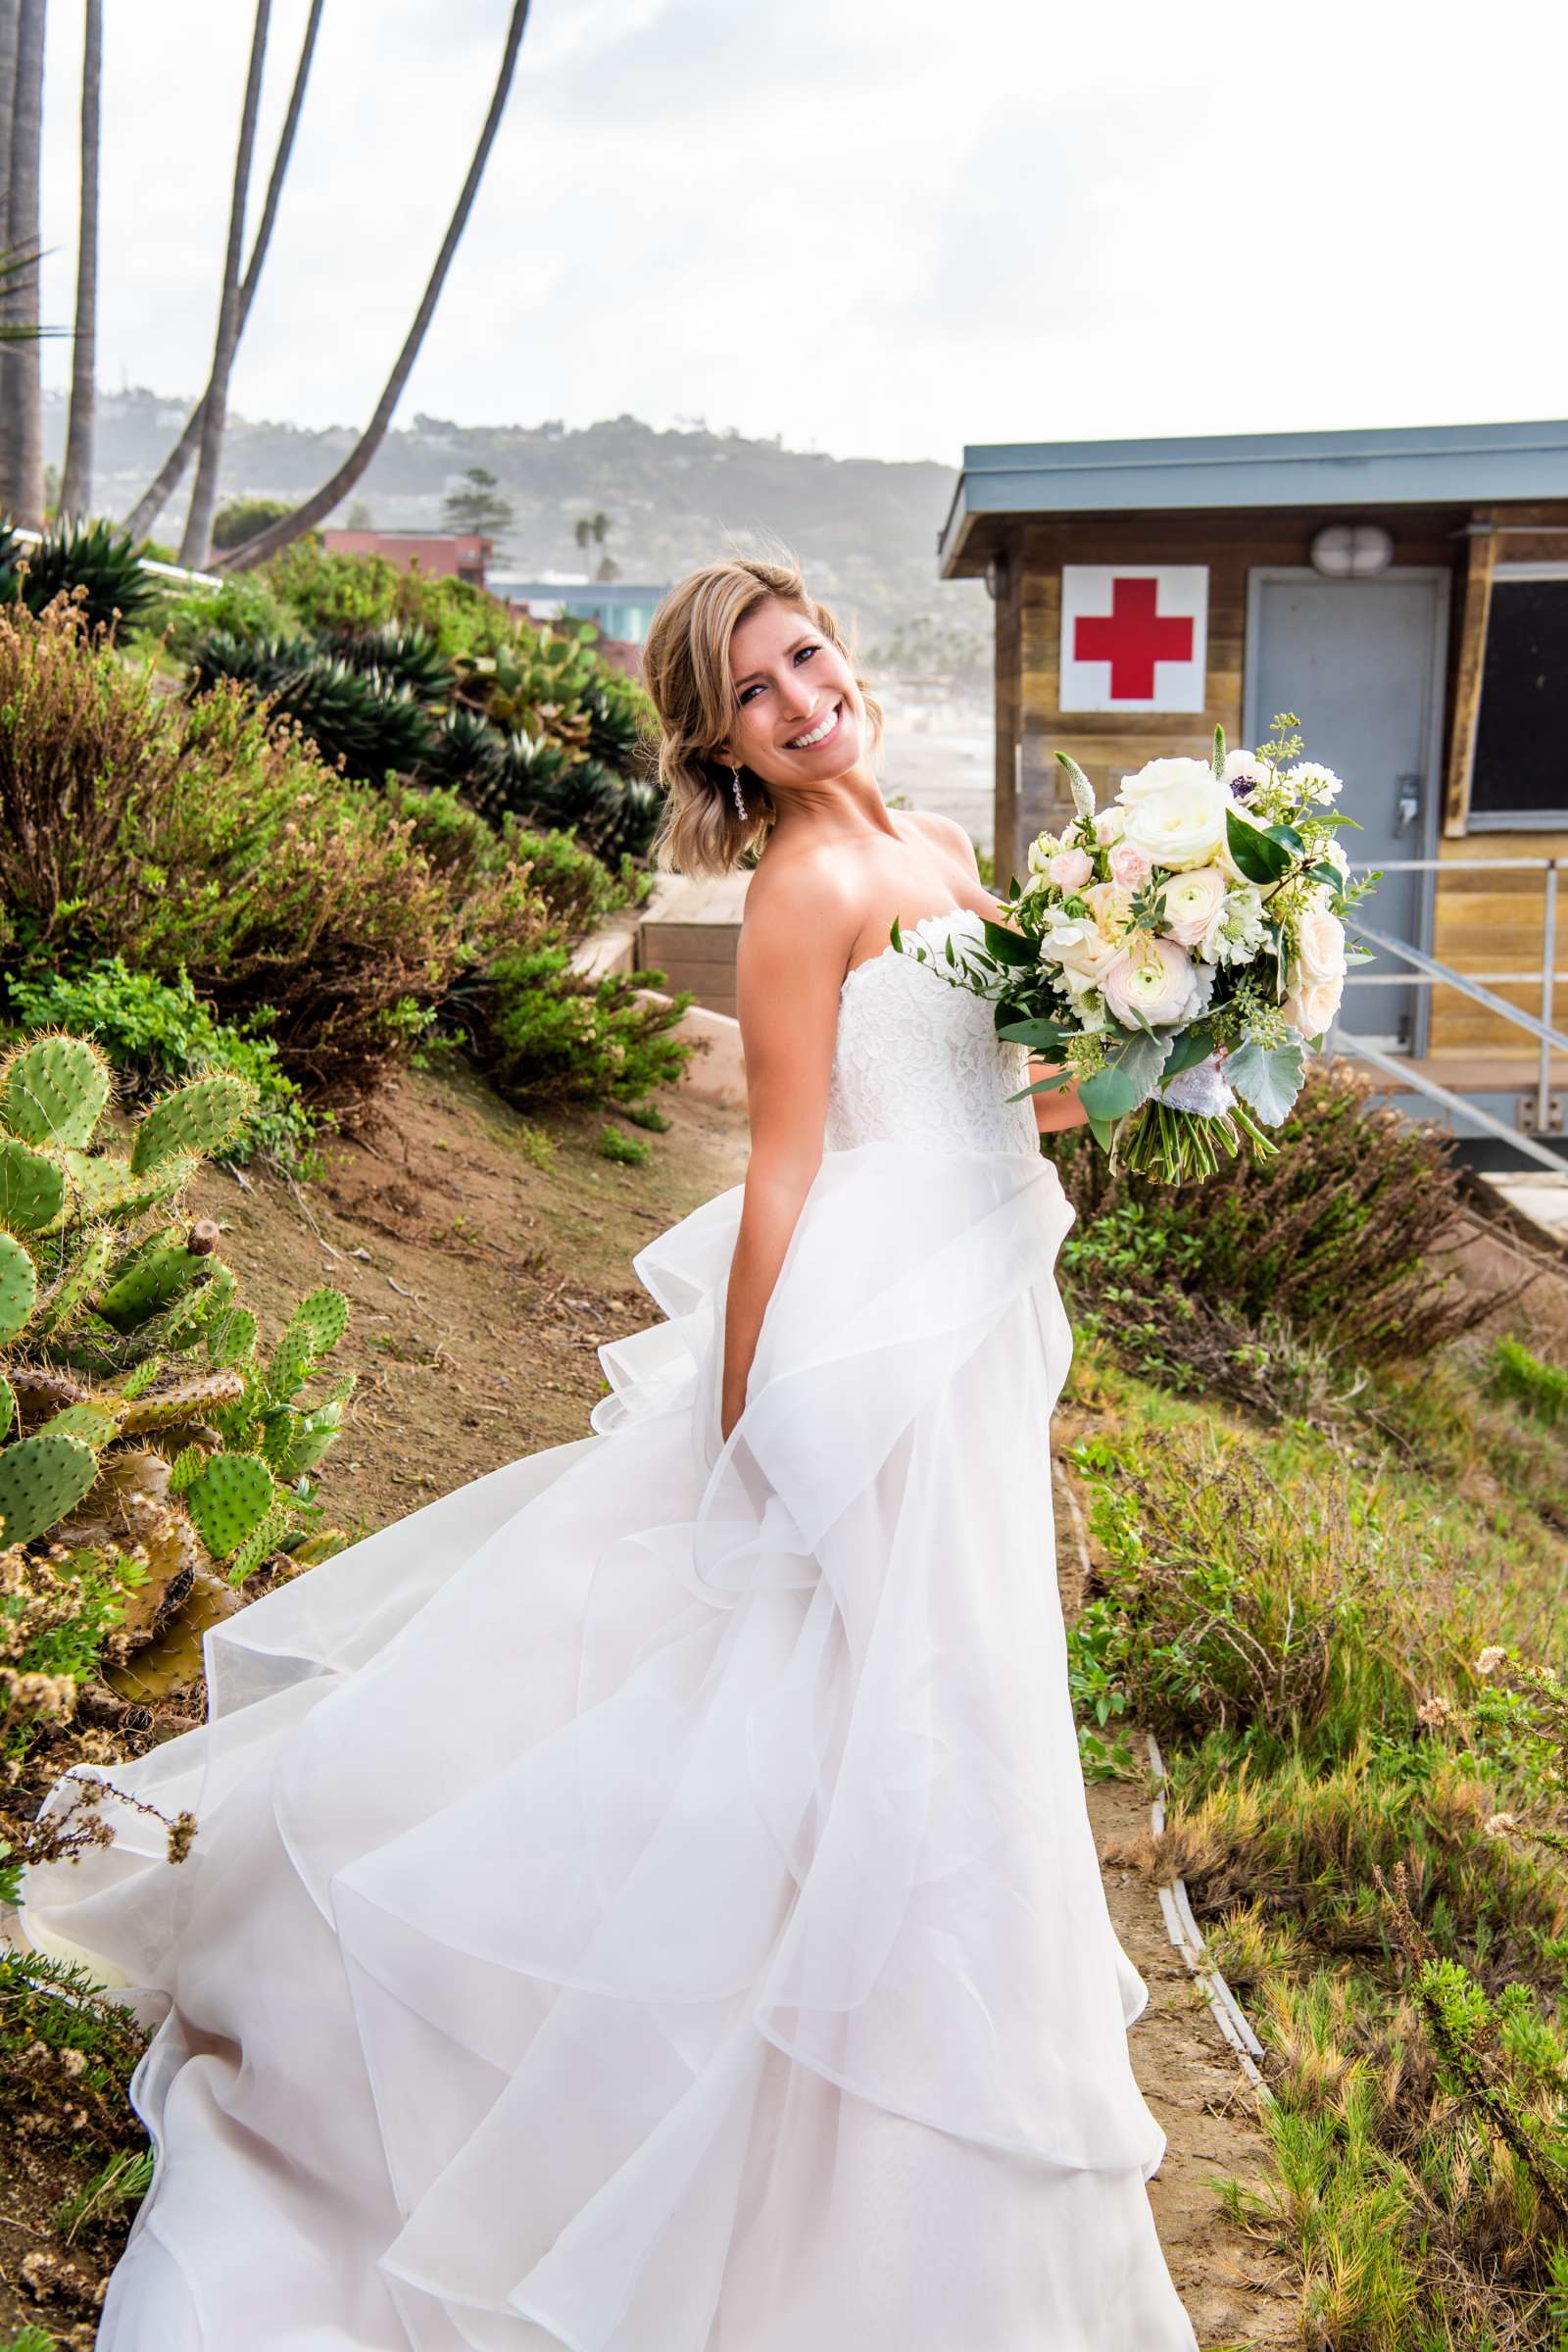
[
  {"left": 0, "top": 1031, "right": 348, "bottom": 1617},
  {"left": 0, "top": 1033, "right": 112, "bottom": 1150}
]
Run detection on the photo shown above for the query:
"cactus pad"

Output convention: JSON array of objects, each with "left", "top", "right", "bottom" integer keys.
[
  {"left": 129, "top": 1076, "right": 256, "bottom": 1175},
  {"left": 0, "top": 1232, "right": 37, "bottom": 1345},
  {"left": 0, "top": 1138, "right": 67, "bottom": 1233},
  {"left": 0, "top": 1034, "right": 112, "bottom": 1150},
  {"left": 207, "top": 1303, "right": 258, "bottom": 1369},
  {"left": 227, "top": 1498, "right": 293, "bottom": 1585},
  {"left": 122, "top": 1368, "right": 246, "bottom": 1433},
  {"left": 69, "top": 1148, "right": 198, "bottom": 1222},
  {"left": 35, "top": 1225, "right": 116, "bottom": 1338},
  {"left": 185, "top": 1451, "right": 276, "bottom": 1560},
  {"left": 0, "top": 1432, "right": 100, "bottom": 1546},
  {"left": 0, "top": 1374, "right": 14, "bottom": 1445},
  {"left": 98, "top": 1243, "right": 214, "bottom": 1333},
  {"left": 38, "top": 1402, "right": 119, "bottom": 1446},
  {"left": 290, "top": 1288, "right": 350, "bottom": 1356}
]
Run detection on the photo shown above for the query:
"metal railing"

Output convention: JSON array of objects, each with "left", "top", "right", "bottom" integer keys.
[
  {"left": 5, "top": 521, "right": 222, "bottom": 591},
  {"left": 1331, "top": 854, "right": 1567, "bottom": 1169}
]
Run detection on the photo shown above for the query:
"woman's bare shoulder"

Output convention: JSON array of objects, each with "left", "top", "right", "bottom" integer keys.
[{"left": 737, "top": 850, "right": 858, "bottom": 983}]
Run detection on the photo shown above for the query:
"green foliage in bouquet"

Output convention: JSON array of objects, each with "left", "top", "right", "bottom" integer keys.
[{"left": 0, "top": 1033, "right": 354, "bottom": 1607}]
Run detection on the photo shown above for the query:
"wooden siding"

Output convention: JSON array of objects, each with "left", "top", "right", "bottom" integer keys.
[{"left": 1428, "top": 832, "right": 1568, "bottom": 1053}]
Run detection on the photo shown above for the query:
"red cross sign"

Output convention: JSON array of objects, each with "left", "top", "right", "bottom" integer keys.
[{"left": 1059, "top": 565, "right": 1208, "bottom": 713}]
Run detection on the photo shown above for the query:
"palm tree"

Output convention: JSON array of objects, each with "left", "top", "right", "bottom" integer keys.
[
  {"left": 0, "top": 0, "right": 46, "bottom": 527},
  {"left": 220, "top": 0, "right": 531, "bottom": 574},
  {"left": 178, "top": 0, "right": 271, "bottom": 568},
  {"left": 57, "top": 0, "right": 102, "bottom": 520},
  {"left": 122, "top": 0, "right": 323, "bottom": 544},
  {"left": 0, "top": 1, "right": 18, "bottom": 256}
]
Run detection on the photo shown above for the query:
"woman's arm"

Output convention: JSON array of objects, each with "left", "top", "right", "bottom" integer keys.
[
  {"left": 720, "top": 882, "right": 847, "bottom": 1445},
  {"left": 1029, "top": 1054, "right": 1090, "bottom": 1133}
]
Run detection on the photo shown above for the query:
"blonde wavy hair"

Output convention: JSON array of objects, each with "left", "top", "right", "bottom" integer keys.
[{"left": 641, "top": 543, "right": 885, "bottom": 880}]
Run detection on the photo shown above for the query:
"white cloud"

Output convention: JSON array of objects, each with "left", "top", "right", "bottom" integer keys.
[{"left": 35, "top": 0, "right": 1568, "bottom": 465}]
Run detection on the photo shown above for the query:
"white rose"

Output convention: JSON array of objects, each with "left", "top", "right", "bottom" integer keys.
[
  {"left": 1158, "top": 864, "right": 1228, "bottom": 951},
  {"left": 1048, "top": 847, "right": 1094, "bottom": 892},
  {"left": 1102, "top": 935, "right": 1204, "bottom": 1030},
  {"left": 1040, "top": 879, "right": 1132, "bottom": 979},
  {"left": 1118, "top": 756, "right": 1215, "bottom": 806},
  {"left": 1122, "top": 777, "right": 1231, "bottom": 873},
  {"left": 1282, "top": 905, "right": 1348, "bottom": 1036}
]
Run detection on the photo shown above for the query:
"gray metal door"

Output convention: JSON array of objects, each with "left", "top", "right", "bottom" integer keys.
[{"left": 1244, "top": 570, "right": 1446, "bottom": 1053}]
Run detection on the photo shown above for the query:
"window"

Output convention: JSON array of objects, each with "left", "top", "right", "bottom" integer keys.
[{"left": 1469, "top": 566, "right": 1568, "bottom": 824}]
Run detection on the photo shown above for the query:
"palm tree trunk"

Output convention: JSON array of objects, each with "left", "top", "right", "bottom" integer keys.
[
  {"left": 2, "top": 0, "right": 46, "bottom": 528},
  {"left": 122, "top": 0, "right": 322, "bottom": 546},
  {"left": 0, "top": 0, "right": 19, "bottom": 256},
  {"left": 177, "top": 0, "right": 271, "bottom": 568},
  {"left": 58, "top": 0, "right": 102, "bottom": 520},
  {"left": 220, "top": 0, "right": 531, "bottom": 575}
]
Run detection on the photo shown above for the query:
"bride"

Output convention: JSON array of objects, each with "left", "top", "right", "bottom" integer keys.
[{"left": 18, "top": 552, "right": 1200, "bottom": 2350}]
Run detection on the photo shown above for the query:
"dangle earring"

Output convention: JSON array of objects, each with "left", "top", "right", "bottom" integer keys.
[{"left": 729, "top": 762, "right": 748, "bottom": 822}]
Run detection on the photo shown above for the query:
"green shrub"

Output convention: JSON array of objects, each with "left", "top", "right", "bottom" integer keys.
[
  {"left": 1488, "top": 1334, "right": 1568, "bottom": 1430},
  {"left": 161, "top": 569, "right": 296, "bottom": 663},
  {"left": 1055, "top": 1062, "right": 1497, "bottom": 1374},
  {"left": 2, "top": 958, "right": 316, "bottom": 1166},
  {"left": 470, "top": 943, "right": 693, "bottom": 1108},
  {"left": 0, "top": 597, "right": 180, "bottom": 953},
  {"left": 597, "top": 1122, "right": 651, "bottom": 1164},
  {"left": 104, "top": 685, "right": 546, "bottom": 1104}
]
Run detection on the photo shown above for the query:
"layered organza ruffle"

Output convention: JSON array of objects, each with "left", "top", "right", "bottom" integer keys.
[{"left": 17, "top": 1138, "right": 1198, "bottom": 2351}]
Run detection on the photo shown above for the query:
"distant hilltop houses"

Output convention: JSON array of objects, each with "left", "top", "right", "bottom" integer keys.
[{"left": 318, "top": 526, "right": 667, "bottom": 675}]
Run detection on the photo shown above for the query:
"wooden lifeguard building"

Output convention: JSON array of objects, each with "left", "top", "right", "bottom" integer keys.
[{"left": 938, "top": 419, "right": 1568, "bottom": 1161}]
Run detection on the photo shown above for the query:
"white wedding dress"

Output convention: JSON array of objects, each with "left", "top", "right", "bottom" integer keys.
[{"left": 18, "top": 906, "right": 1200, "bottom": 2352}]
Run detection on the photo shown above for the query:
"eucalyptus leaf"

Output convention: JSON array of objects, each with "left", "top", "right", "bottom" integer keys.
[
  {"left": 1006, "top": 1069, "right": 1076, "bottom": 1102},
  {"left": 1087, "top": 1112, "right": 1117, "bottom": 1154},
  {"left": 1223, "top": 1038, "right": 1305, "bottom": 1126},
  {"left": 996, "top": 1017, "right": 1074, "bottom": 1049},
  {"left": 1160, "top": 1024, "right": 1214, "bottom": 1080},
  {"left": 1077, "top": 1027, "right": 1171, "bottom": 1123}
]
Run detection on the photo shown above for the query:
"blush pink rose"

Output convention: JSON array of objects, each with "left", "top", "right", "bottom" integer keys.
[
  {"left": 1048, "top": 847, "right": 1094, "bottom": 892},
  {"left": 1108, "top": 841, "right": 1153, "bottom": 889}
]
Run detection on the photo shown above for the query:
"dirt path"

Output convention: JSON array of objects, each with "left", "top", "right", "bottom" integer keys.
[{"left": 1055, "top": 1454, "right": 1299, "bottom": 2350}]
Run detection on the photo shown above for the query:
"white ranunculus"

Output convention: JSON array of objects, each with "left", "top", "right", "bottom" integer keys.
[
  {"left": 1040, "top": 879, "right": 1132, "bottom": 980},
  {"left": 1158, "top": 864, "right": 1228, "bottom": 952},
  {"left": 1092, "top": 807, "right": 1126, "bottom": 847},
  {"left": 1122, "top": 776, "right": 1231, "bottom": 873},
  {"left": 1102, "top": 935, "right": 1205, "bottom": 1030},
  {"left": 1118, "top": 756, "right": 1215, "bottom": 806}
]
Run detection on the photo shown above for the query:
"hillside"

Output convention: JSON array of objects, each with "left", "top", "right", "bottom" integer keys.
[{"left": 43, "top": 391, "right": 991, "bottom": 655}]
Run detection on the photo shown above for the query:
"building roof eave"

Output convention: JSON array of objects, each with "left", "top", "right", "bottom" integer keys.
[{"left": 936, "top": 418, "right": 1568, "bottom": 577}]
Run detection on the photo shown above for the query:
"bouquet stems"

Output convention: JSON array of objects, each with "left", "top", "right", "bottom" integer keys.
[{"left": 1112, "top": 1100, "right": 1282, "bottom": 1186}]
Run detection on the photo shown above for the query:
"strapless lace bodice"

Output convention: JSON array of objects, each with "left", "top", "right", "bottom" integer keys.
[{"left": 825, "top": 906, "right": 1042, "bottom": 1157}]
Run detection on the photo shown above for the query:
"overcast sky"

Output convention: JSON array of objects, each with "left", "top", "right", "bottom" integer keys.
[{"left": 33, "top": 0, "right": 1568, "bottom": 466}]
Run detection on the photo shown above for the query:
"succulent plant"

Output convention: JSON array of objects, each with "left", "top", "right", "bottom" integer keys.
[
  {"left": 0, "top": 515, "right": 161, "bottom": 632},
  {"left": 324, "top": 620, "right": 454, "bottom": 704},
  {"left": 0, "top": 1031, "right": 354, "bottom": 1618}
]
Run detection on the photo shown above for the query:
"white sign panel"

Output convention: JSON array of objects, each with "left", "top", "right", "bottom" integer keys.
[{"left": 1059, "top": 564, "right": 1209, "bottom": 713}]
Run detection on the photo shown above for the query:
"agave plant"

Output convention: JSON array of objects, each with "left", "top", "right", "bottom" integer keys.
[
  {"left": 189, "top": 629, "right": 436, "bottom": 782},
  {"left": 0, "top": 515, "right": 161, "bottom": 632},
  {"left": 0, "top": 1034, "right": 354, "bottom": 1636},
  {"left": 323, "top": 620, "right": 454, "bottom": 703}
]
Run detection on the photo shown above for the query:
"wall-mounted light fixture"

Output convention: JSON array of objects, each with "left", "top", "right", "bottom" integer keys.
[
  {"left": 984, "top": 550, "right": 1010, "bottom": 602},
  {"left": 1309, "top": 521, "right": 1394, "bottom": 578}
]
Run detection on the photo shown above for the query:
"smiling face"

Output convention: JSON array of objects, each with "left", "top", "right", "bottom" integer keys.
[{"left": 714, "top": 596, "right": 869, "bottom": 791}]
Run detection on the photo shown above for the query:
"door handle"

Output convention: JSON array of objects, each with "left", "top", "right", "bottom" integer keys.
[{"left": 1396, "top": 774, "right": 1422, "bottom": 834}]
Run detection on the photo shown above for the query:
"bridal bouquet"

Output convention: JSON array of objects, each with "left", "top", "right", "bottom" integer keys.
[{"left": 895, "top": 714, "right": 1376, "bottom": 1184}]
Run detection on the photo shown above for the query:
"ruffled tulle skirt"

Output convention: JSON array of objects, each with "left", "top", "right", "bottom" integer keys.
[{"left": 17, "top": 1139, "right": 1199, "bottom": 2350}]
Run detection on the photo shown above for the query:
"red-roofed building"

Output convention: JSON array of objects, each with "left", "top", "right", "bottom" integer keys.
[{"left": 319, "top": 529, "right": 491, "bottom": 586}]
